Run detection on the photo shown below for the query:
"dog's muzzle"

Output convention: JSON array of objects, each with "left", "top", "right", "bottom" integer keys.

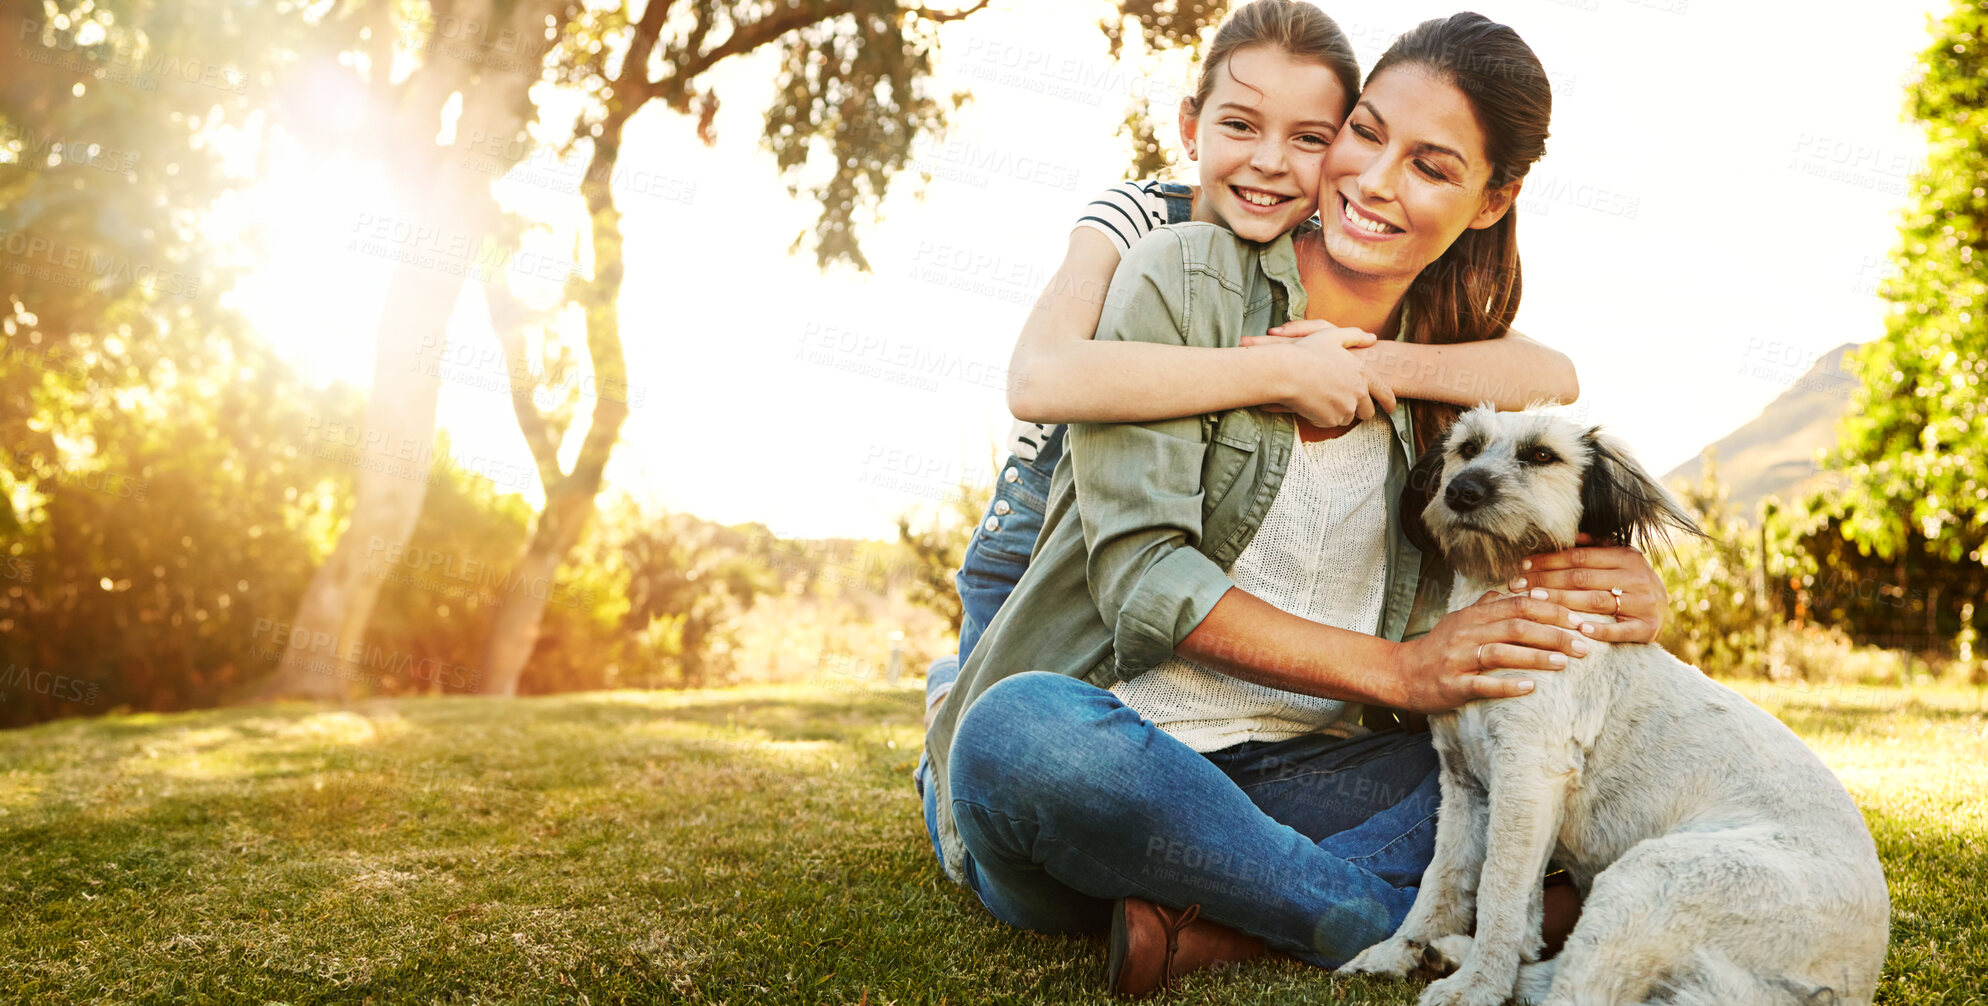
[{"left": 1443, "top": 470, "right": 1497, "bottom": 514}]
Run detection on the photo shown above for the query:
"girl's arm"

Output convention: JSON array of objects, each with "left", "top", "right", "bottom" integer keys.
[
  {"left": 1254, "top": 321, "right": 1582, "bottom": 410},
  {"left": 1005, "top": 228, "right": 1393, "bottom": 428},
  {"left": 1357, "top": 328, "right": 1580, "bottom": 408}
]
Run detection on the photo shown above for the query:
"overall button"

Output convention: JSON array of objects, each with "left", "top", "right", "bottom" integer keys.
[
  {"left": 1003, "top": 467, "right": 1020, "bottom": 483},
  {"left": 992, "top": 500, "right": 1012, "bottom": 516},
  {"left": 984, "top": 516, "right": 1001, "bottom": 533}
]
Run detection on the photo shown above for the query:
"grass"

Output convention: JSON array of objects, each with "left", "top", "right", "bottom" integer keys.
[{"left": 1, "top": 678, "right": 1983, "bottom": 1005}]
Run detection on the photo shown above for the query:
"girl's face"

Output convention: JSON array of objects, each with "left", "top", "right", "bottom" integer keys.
[
  {"left": 1319, "top": 66, "right": 1519, "bottom": 280},
  {"left": 1179, "top": 45, "right": 1349, "bottom": 244}
]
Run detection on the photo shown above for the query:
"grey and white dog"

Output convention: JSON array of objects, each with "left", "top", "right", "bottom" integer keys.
[{"left": 1339, "top": 407, "right": 1889, "bottom": 1006}]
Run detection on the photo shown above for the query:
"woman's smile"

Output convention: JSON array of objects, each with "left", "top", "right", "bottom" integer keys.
[{"left": 1336, "top": 191, "right": 1405, "bottom": 239}]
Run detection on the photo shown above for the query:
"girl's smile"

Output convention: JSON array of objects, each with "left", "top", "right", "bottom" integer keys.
[{"left": 1232, "top": 185, "right": 1301, "bottom": 212}]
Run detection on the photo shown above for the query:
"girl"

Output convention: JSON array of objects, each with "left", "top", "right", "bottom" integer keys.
[{"left": 921, "top": 4, "right": 1665, "bottom": 994}]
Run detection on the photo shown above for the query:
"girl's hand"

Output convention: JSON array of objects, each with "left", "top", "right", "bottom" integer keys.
[
  {"left": 1385, "top": 592, "right": 1592, "bottom": 713},
  {"left": 1240, "top": 321, "right": 1395, "bottom": 426},
  {"left": 1506, "top": 534, "right": 1668, "bottom": 643}
]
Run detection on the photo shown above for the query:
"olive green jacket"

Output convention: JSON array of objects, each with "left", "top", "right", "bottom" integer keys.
[{"left": 925, "top": 222, "right": 1453, "bottom": 887}]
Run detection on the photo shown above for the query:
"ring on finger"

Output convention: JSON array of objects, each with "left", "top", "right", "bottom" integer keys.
[
  {"left": 1609, "top": 587, "right": 1623, "bottom": 616},
  {"left": 1476, "top": 642, "right": 1489, "bottom": 670}
]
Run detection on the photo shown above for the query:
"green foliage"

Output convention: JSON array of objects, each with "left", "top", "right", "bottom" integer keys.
[
  {"left": 1658, "top": 458, "right": 1773, "bottom": 675},
  {"left": 1833, "top": 0, "right": 1988, "bottom": 566},
  {"left": 602, "top": 499, "right": 773, "bottom": 690},
  {"left": 1657, "top": 454, "right": 1983, "bottom": 680},
  {"left": 352, "top": 445, "right": 543, "bottom": 697},
  {"left": 0, "top": 0, "right": 340, "bottom": 462},
  {"left": 763, "top": 2, "right": 964, "bottom": 271},
  {"left": 0, "top": 0, "right": 381, "bottom": 726},
  {"left": 1103, "top": 1, "right": 1230, "bottom": 181},
  {"left": 895, "top": 472, "right": 993, "bottom": 635},
  {"left": 0, "top": 326, "right": 364, "bottom": 726}
]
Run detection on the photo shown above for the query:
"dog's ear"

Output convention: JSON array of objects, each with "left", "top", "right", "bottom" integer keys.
[
  {"left": 1400, "top": 441, "right": 1446, "bottom": 555},
  {"left": 1579, "top": 427, "right": 1706, "bottom": 553}
]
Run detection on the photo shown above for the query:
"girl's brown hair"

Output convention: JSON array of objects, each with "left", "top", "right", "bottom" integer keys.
[
  {"left": 1370, "top": 13, "right": 1553, "bottom": 452},
  {"left": 1186, "top": 0, "right": 1362, "bottom": 122}
]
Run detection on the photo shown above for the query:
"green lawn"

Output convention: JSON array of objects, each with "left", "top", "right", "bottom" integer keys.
[{"left": 1, "top": 678, "right": 1983, "bottom": 1004}]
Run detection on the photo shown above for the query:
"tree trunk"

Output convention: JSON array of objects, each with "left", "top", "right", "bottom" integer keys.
[
  {"left": 258, "top": 242, "right": 463, "bottom": 699},
  {"left": 472, "top": 171, "right": 634, "bottom": 693},
  {"left": 257, "top": 0, "right": 564, "bottom": 699},
  {"left": 475, "top": 12, "right": 652, "bottom": 695},
  {"left": 476, "top": 483, "right": 604, "bottom": 694}
]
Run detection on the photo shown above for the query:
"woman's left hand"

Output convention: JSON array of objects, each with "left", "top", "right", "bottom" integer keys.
[{"left": 1507, "top": 533, "right": 1668, "bottom": 643}]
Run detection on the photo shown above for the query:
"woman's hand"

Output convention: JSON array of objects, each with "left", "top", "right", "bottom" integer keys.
[
  {"left": 1384, "top": 593, "right": 1593, "bottom": 713},
  {"left": 1506, "top": 534, "right": 1668, "bottom": 643},
  {"left": 1240, "top": 320, "right": 1396, "bottom": 426}
]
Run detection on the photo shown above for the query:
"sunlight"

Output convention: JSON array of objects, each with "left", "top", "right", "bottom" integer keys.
[{"left": 218, "top": 145, "right": 399, "bottom": 388}]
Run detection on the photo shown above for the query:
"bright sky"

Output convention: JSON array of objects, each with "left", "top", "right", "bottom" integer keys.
[{"left": 233, "top": 0, "right": 1943, "bottom": 541}]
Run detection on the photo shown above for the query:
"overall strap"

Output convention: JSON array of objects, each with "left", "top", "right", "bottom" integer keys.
[{"left": 1155, "top": 182, "right": 1194, "bottom": 225}]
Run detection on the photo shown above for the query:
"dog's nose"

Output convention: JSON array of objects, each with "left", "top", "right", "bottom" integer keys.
[{"left": 1445, "top": 471, "right": 1496, "bottom": 513}]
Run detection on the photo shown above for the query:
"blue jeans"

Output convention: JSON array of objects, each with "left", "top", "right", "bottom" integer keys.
[
  {"left": 910, "top": 429, "right": 1062, "bottom": 796},
  {"left": 924, "top": 671, "right": 1440, "bottom": 968},
  {"left": 955, "top": 427, "right": 1063, "bottom": 663}
]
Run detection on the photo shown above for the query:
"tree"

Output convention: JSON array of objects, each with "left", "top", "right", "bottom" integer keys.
[
  {"left": 1826, "top": 0, "right": 1988, "bottom": 656},
  {"left": 472, "top": 0, "right": 1004, "bottom": 695},
  {"left": 256, "top": 0, "right": 580, "bottom": 699},
  {"left": 1834, "top": 0, "right": 1988, "bottom": 566}
]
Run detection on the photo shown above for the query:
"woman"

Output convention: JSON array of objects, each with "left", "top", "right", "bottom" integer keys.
[
  {"left": 921, "top": 7, "right": 1668, "bottom": 995},
  {"left": 937, "top": 8, "right": 1664, "bottom": 686}
]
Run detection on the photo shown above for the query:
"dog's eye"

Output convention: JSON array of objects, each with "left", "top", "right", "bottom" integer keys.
[
  {"left": 1525, "top": 447, "right": 1560, "bottom": 466},
  {"left": 1458, "top": 440, "right": 1482, "bottom": 460}
]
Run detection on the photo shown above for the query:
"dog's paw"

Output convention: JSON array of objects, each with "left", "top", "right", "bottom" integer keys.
[
  {"left": 1413, "top": 934, "right": 1473, "bottom": 979},
  {"left": 1338, "top": 936, "right": 1425, "bottom": 979},
  {"left": 1418, "top": 970, "right": 1512, "bottom": 1006}
]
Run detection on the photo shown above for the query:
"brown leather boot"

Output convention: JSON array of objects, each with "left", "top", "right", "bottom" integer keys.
[
  {"left": 1541, "top": 871, "right": 1582, "bottom": 959},
  {"left": 1105, "top": 897, "right": 1266, "bottom": 997}
]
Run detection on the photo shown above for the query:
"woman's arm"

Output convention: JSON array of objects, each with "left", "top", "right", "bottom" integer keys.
[
  {"left": 1005, "top": 228, "right": 1391, "bottom": 427},
  {"left": 1252, "top": 322, "right": 1581, "bottom": 410},
  {"left": 1177, "top": 587, "right": 1592, "bottom": 713}
]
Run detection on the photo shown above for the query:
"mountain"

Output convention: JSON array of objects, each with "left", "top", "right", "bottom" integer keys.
[{"left": 1663, "top": 342, "right": 1861, "bottom": 515}]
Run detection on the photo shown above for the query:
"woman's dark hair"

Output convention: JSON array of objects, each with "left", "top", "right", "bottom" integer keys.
[
  {"left": 1186, "top": 0, "right": 1362, "bottom": 123},
  {"left": 1370, "top": 12, "right": 1552, "bottom": 452}
]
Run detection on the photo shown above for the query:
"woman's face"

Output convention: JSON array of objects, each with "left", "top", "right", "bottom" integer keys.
[
  {"left": 1179, "top": 45, "right": 1349, "bottom": 244},
  {"left": 1319, "top": 66, "right": 1519, "bottom": 280}
]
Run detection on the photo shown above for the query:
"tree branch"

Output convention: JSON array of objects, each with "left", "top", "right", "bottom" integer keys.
[
  {"left": 612, "top": 0, "right": 676, "bottom": 110},
  {"left": 484, "top": 279, "right": 568, "bottom": 488},
  {"left": 655, "top": 0, "right": 860, "bottom": 102},
  {"left": 911, "top": 0, "right": 993, "bottom": 24}
]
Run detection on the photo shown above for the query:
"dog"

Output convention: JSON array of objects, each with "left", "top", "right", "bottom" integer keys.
[{"left": 1338, "top": 407, "right": 1889, "bottom": 1006}]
